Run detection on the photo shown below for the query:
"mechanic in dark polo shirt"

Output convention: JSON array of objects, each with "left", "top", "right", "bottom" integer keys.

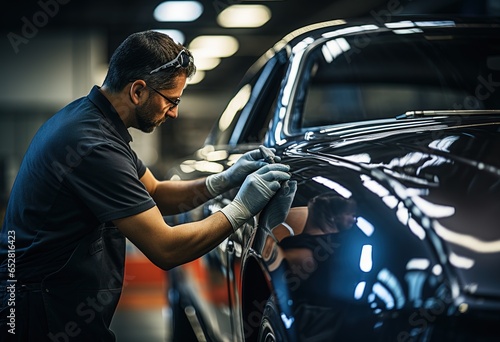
[{"left": 0, "top": 31, "right": 291, "bottom": 341}]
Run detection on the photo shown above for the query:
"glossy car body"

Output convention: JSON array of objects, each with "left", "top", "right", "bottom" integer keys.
[{"left": 165, "top": 16, "right": 500, "bottom": 341}]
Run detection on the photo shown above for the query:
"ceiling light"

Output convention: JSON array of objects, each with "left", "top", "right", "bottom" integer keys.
[
  {"left": 217, "top": 4, "right": 271, "bottom": 28},
  {"left": 193, "top": 56, "right": 221, "bottom": 71},
  {"left": 152, "top": 29, "right": 185, "bottom": 44},
  {"left": 188, "top": 35, "right": 239, "bottom": 58},
  {"left": 187, "top": 70, "right": 204, "bottom": 85},
  {"left": 154, "top": 1, "right": 203, "bottom": 22}
]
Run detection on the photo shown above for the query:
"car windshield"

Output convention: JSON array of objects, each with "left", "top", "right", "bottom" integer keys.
[{"left": 295, "top": 29, "right": 500, "bottom": 130}]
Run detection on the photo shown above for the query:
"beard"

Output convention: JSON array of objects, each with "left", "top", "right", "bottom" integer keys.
[{"left": 135, "top": 98, "right": 165, "bottom": 133}]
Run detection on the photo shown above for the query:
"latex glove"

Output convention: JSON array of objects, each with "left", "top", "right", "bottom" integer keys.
[
  {"left": 220, "top": 163, "right": 291, "bottom": 230},
  {"left": 206, "top": 146, "right": 281, "bottom": 197},
  {"left": 259, "top": 180, "right": 297, "bottom": 230}
]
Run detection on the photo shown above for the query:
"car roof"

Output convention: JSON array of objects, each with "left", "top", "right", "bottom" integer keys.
[
  {"left": 240, "top": 15, "right": 500, "bottom": 87},
  {"left": 278, "top": 15, "right": 500, "bottom": 45}
]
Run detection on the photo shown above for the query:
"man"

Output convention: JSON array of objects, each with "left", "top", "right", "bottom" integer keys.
[{"left": 0, "top": 31, "right": 290, "bottom": 341}]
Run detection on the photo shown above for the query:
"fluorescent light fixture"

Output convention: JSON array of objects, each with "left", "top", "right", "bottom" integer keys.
[
  {"left": 189, "top": 35, "right": 239, "bottom": 58},
  {"left": 359, "top": 244, "right": 373, "bottom": 272},
  {"left": 377, "top": 269, "right": 405, "bottom": 309},
  {"left": 154, "top": 1, "right": 203, "bottom": 22},
  {"left": 193, "top": 56, "right": 221, "bottom": 71},
  {"left": 206, "top": 150, "right": 228, "bottom": 162},
  {"left": 432, "top": 264, "right": 443, "bottom": 276},
  {"left": 322, "top": 38, "right": 351, "bottom": 61},
  {"left": 312, "top": 176, "right": 352, "bottom": 198},
  {"left": 187, "top": 70, "right": 204, "bottom": 85},
  {"left": 434, "top": 220, "right": 500, "bottom": 253},
  {"left": 152, "top": 29, "right": 185, "bottom": 44},
  {"left": 217, "top": 4, "right": 271, "bottom": 28},
  {"left": 449, "top": 252, "right": 475, "bottom": 269},
  {"left": 415, "top": 20, "right": 455, "bottom": 27},
  {"left": 408, "top": 218, "right": 426, "bottom": 240},
  {"left": 393, "top": 28, "right": 423, "bottom": 35},
  {"left": 397, "top": 205, "right": 409, "bottom": 225},
  {"left": 356, "top": 217, "right": 374, "bottom": 237},
  {"left": 406, "top": 258, "right": 430, "bottom": 270},
  {"left": 372, "top": 283, "right": 394, "bottom": 309},
  {"left": 382, "top": 195, "right": 399, "bottom": 209},
  {"left": 354, "top": 281, "right": 366, "bottom": 300},
  {"left": 385, "top": 21, "right": 415, "bottom": 29},
  {"left": 194, "top": 161, "right": 224, "bottom": 173},
  {"left": 360, "top": 175, "right": 390, "bottom": 197},
  {"left": 323, "top": 24, "right": 378, "bottom": 39},
  {"left": 410, "top": 195, "right": 455, "bottom": 219}
]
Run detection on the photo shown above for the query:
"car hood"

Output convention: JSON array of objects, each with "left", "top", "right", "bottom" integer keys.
[{"left": 285, "top": 116, "right": 500, "bottom": 300}]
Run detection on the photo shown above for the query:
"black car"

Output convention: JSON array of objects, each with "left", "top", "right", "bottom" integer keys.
[{"left": 165, "top": 16, "right": 500, "bottom": 341}]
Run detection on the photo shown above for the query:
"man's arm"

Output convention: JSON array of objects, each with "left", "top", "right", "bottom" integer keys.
[
  {"left": 115, "top": 163, "right": 291, "bottom": 270},
  {"left": 140, "top": 168, "right": 212, "bottom": 215},
  {"left": 140, "top": 146, "right": 279, "bottom": 215},
  {"left": 113, "top": 205, "right": 232, "bottom": 270}
]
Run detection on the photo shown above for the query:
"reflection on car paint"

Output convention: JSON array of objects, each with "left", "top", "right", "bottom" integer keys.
[{"left": 261, "top": 190, "right": 457, "bottom": 341}]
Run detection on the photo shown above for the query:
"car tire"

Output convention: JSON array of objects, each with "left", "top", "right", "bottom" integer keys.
[{"left": 257, "top": 295, "right": 287, "bottom": 342}]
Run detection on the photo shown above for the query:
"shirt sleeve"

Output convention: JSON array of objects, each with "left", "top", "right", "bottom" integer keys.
[{"left": 64, "top": 142, "right": 156, "bottom": 223}]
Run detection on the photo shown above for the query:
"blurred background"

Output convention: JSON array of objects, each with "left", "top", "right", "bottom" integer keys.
[{"left": 0, "top": 0, "right": 497, "bottom": 340}]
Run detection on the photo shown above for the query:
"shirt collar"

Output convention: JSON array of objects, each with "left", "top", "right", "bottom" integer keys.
[{"left": 87, "top": 85, "right": 133, "bottom": 143}]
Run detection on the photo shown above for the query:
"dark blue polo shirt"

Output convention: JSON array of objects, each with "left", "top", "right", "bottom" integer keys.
[{"left": 0, "top": 86, "right": 156, "bottom": 282}]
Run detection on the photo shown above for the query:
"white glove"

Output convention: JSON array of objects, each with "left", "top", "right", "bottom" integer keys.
[
  {"left": 259, "top": 180, "right": 297, "bottom": 230},
  {"left": 220, "top": 163, "right": 291, "bottom": 231},
  {"left": 206, "top": 146, "right": 281, "bottom": 197}
]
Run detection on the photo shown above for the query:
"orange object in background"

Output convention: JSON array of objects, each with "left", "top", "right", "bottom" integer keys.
[{"left": 117, "top": 241, "right": 168, "bottom": 310}]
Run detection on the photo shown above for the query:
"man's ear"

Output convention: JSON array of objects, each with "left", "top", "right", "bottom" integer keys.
[{"left": 129, "top": 80, "right": 147, "bottom": 105}]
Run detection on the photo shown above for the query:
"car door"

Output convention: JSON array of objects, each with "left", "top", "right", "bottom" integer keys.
[{"left": 211, "top": 51, "right": 290, "bottom": 340}]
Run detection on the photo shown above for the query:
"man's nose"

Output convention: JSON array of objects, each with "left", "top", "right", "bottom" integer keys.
[{"left": 167, "top": 106, "right": 179, "bottom": 119}]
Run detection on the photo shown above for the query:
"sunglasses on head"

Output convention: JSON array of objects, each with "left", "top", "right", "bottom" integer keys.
[{"left": 150, "top": 49, "right": 192, "bottom": 74}]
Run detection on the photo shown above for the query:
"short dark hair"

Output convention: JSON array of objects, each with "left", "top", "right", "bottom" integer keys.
[
  {"left": 307, "top": 193, "right": 357, "bottom": 232},
  {"left": 102, "top": 30, "right": 196, "bottom": 92}
]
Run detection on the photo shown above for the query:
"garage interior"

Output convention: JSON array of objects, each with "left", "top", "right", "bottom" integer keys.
[{"left": 0, "top": 0, "right": 498, "bottom": 341}]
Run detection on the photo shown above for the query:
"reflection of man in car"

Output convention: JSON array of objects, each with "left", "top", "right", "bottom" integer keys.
[
  {"left": 274, "top": 193, "right": 357, "bottom": 238},
  {"left": 302, "top": 193, "right": 357, "bottom": 234},
  {"left": 278, "top": 194, "right": 357, "bottom": 283},
  {"left": 278, "top": 194, "right": 358, "bottom": 341}
]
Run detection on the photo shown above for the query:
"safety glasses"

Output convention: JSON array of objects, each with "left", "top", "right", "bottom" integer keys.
[
  {"left": 149, "top": 49, "right": 192, "bottom": 74},
  {"left": 146, "top": 84, "right": 181, "bottom": 107}
]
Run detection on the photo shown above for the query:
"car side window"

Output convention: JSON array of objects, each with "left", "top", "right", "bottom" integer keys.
[
  {"left": 234, "top": 53, "right": 288, "bottom": 145},
  {"left": 206, "top": 51, "right": 288, "bottom": 146}
]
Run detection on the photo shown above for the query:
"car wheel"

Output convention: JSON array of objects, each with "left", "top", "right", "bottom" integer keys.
[{"left": 257, "top": 295, "right": 286, "bottom": 342}]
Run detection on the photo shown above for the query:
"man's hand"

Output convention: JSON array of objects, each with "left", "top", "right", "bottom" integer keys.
[
  {"left": 206, "top": 146, "right": 280, "bottom": 196},
  {"left": 220, "top": 163, "right": 291, "bottom": 230},
  {"left": 259, "top": 179, "right": 297, "bottom": 230}
]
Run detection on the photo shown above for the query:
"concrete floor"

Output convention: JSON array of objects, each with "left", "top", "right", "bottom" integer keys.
[{"left": 111, "top": 306, "right": 169, "bottom": 342}]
